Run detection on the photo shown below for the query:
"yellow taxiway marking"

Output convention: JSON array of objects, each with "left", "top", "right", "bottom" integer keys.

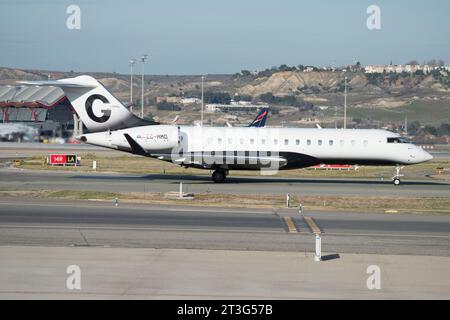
[
  {"left": 304, "top": 217, "right": 322, "bottom": 234},
  {"left": 283, "top": 216, "right": 298, "bottom": 233}
]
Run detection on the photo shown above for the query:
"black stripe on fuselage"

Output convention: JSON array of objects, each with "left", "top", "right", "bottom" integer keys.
[{"left": 149, "top": 151, "right": 401, "bottom": 170}]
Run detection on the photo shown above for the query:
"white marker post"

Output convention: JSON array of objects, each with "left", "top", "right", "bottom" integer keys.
[
  {"left": 92, "top": 160, "right": 97, "bottom": 171},
  {"left": 286, "top": 193, "right": 290, "bottom": 208},
  {"left": 179, "top": 182, "right": 183, "bottom": 199},
  {"left": 314, "top": 234, "right": 322, "bottom": 262}
]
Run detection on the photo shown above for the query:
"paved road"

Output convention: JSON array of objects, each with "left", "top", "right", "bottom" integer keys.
[
  {"left": 2, "top": 246, "right": 449, "bottom": 299},
  {"left": 0, "top": 197, "right": 449, "bottom": 256},
  {"left": 0, "top": 143, "right": 121, "bottom": 159},
  {"left": 1, "top": 167, "right": 449, "bottom": 197},
  {"left": 430, "top": 151, "right": 450, "bottom": 160}
]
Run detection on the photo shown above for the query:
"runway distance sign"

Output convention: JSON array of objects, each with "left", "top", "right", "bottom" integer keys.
[{"left": 48, "top": 154, "right": 79, "bottom": 166}]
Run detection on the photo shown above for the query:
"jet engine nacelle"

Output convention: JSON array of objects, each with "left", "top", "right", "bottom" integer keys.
[
  {"left": 79, "top": 125, "right": 179, "bottom": 152},
  {"left": 133, "top": 125, "right": 179, "bottom": 151}
]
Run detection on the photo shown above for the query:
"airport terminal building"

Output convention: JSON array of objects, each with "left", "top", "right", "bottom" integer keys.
[{"left": 0, "top": 85, "right": 82, "bottom": 140}]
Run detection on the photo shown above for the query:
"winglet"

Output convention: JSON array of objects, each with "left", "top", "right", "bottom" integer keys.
[{"left": 124, "top": 133, "right": 148, "bottom": 156}]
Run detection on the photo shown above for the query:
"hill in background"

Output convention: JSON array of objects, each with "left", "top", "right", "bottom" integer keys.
[{"left": 0, "top": 66, "right": 449, "bottom": 129}]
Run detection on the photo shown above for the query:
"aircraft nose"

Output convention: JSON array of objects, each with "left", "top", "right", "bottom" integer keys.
[
  {"left": 417, "top": 148, "right": 433, "bottom": 162},
  {"left": 424, "top": 151, "right": 433, "bottom": 161},
  {"left": 409, "top": 147, "right": 433, "bottom": 164}
]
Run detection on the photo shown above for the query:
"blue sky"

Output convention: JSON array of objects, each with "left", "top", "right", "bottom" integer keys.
[{"left": 1, "top": 0, "right": 449, "bottom": 74}]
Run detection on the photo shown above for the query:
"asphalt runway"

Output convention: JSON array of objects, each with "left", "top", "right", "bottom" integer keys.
[
  {"left": 0, "top": 197, "right": 449, "bottom": 256},
  {"left": 0, "top": 167, "right": 449, "bottom": 197},
  {"left": 430, "top": 151, "right": 450, "bottom": 159},
  {"left": 2, "top": 246, "right": 449, "bottom": 299},
  {"left": 0, "top": 142, "right": 120, "bottom": 159}
]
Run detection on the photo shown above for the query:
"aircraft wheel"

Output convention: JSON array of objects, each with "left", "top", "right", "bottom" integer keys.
[
  {"left": 393, "top": 178, "right": 401, "bottom": 186},
  {"left": 212, "top": 170, "right": 227, "bottom": 183}
]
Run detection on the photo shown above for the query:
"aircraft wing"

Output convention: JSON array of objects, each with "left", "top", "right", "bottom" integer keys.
[{"left": 123, "top": 134, "right": 148, "bottom": 156}]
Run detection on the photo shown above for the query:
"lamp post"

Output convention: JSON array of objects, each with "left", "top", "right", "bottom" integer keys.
[
  {"left": 129, "top": 58, "right": 136, "bottom": 112},
  {"left": 141, "top": 54, "right": 148, "bottom": 119},
  {"left": 201, "top": 75, "right": 205, "bottom": 127},
  {"left": 344, "top": 76, "right": 348, "bottom": 129},
  {"left": 405, "top": 115, "right": 408, "bottom": 136}
]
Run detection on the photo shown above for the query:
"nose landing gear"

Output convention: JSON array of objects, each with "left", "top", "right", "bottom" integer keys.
[
  {"left": 392, "top": 165, "right": 404, "bottom": 186},
  {"left": 212, "top": 169, "right": 228, "bottom": 183}
]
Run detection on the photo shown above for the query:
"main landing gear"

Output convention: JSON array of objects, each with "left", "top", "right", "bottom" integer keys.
[
  {"left": 392, "top": 165, "right": 404, "bottom": 186},
  {"left": 212, "top": 169, "right": 228, "bottom": 183}
]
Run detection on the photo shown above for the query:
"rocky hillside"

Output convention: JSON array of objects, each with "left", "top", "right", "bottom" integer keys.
[
  {"left": 240, "top": 71, "right": 367, "bottom": 96},
  {"left": 238, "top": 70, "right": 449, "bottom": 108}
]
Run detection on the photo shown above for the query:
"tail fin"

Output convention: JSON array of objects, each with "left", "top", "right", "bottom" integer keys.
[
  {"left": 20, "top": 75, "right": 156, "bottom": 132},
  {"left": 248, "top": 108, "right": 268, "bottom": 127}
]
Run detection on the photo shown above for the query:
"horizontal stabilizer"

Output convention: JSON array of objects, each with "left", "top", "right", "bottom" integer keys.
[{"left": 19, "top": 80, "right": 96, "bottom": 88}]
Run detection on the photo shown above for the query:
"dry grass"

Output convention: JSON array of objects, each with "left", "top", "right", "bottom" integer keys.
[
  {"left": 1, "top": 189, "right": 449, "bottom": 214},
  {"left": 14, "top": 153, "right": 450, "bottom": 180}
]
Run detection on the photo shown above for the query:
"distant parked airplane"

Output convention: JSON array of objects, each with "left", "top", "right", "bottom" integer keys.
[
  {"left": 248, "top": 108, "right": 268, "bottom": 128},
  {"left": 0, "top": 123, "right": 37, "bottom": 142}
]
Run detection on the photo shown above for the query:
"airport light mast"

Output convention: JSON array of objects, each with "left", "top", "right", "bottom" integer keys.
[
  {"left": 405, "top": 115, "right": 408, "bottom": 136},
  {"left": 140, "top": 54, "right": 148, "bottom": 119},
  {"left": 129, "top": 58, "right": 136, "bottom": 112},
  {"left": 201, "top": 75, "right": 205, "bottom": 127},
  {"left": 344, "top": 76, "right": 348, "bottom": 129}
]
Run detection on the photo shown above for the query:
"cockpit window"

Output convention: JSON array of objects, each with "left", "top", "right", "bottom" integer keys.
[{"left": 387, "top": 137, "right": 410, "bottom": 144}]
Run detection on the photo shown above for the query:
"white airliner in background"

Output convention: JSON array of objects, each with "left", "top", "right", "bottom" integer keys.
[
  {"left": 22, "top": 76, "right": 433, "bottom": 185},
  {"left": 0, "top": 123, "right": 38, "bottom": 142}
]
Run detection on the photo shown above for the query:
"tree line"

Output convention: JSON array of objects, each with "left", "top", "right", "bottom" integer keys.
[{"left": 409, "top": 122, "right": 450, "bottom": 137}]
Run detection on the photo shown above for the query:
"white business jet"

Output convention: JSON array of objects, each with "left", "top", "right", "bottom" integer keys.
[{"left": 21, "top": 76, "right": 433, "bottom": 184}]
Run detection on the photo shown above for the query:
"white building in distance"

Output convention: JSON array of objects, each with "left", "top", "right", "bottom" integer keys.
[
  {"left": 206, "top": 103, "right": 269, "bottom": 112},
  {"left": 364, "top": 64, "right": 441, "bottom": 74},
  {"left": 181, "top": 97, "right": 201, "bottom": 105}
]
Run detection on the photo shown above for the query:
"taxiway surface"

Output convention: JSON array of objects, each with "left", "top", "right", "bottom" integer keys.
[
  {"left": 1, "top": 167, "right": 449, "bottom": 197},
  {"left": 0, "top": 197, "right": 449, "bottom": 256}
]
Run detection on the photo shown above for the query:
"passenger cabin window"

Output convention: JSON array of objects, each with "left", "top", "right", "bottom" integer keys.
[
  {"left": 329, "top": 140, "right": 334, "bottom": 146},
  {"left": 363, "top": 140, "right": 368, "bottom": 146},
  {"left": 250, "top": 139, "right": 255, "bottom": 145},
  {"left": 387, "top": 137, "right": 410, "bottom": 144},
  {"left": 228, "top": 138, "right": 232, "bottom": 144},
  {"left": 340, "top": 140, "right": 345, "bottom": 146},
  {"left": 240, "top": 138, "right": 244, "bottom": 145},
  {"left": 218, "top": 138, "right": 222, "bottom": 144},
  {"left": 307, "top": 140, "right": 311, "bottom": 146},
  {"left": 318, "top": 140, "right": 323, "bottom": 146},
  {"left": 296, "top": 139, "right": 300, "bottom": 146},
  {"left": 351, "top": 140, "right": 356, "bottom": 146},
  {"left": 274, "top": 139, "right": 278, "bottom": 145},
  {"left": 284, "top": 139, "right": 289, "bottom": 145},
  {"left": 261, "top": 139, "right": 266, "bottom": 145}
]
